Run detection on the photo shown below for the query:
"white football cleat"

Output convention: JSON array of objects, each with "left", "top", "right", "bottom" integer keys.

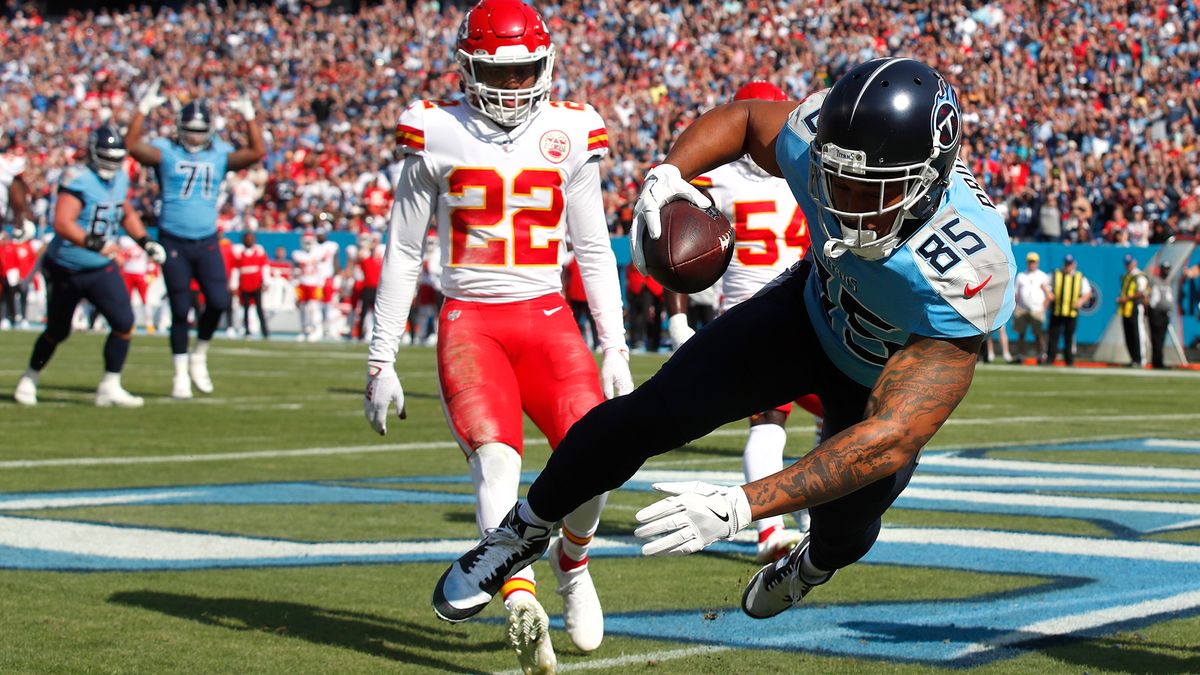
[
  {"left": 550, "top": 538, "right": 603, "bottom": 652},
  {"left": 95, "top": 380, "right": 144, "bottom": 408},
  {"left": 14, "top": 373, "right": 38, "bottom": 406},
  {"left": 741, "top": 534, "right": 833, "bottom": 619},
  {"left": 172, "top": 372, "right": 193, "bottom": 400},
  {"left": 755, "top": 525, "right": 803, "bottom": 564},
  {"left": 189, "top": 353, "right": 213, "bottom": 394},
  {"left": 507, "top": 596, "right": 556, "bottom": 675}
]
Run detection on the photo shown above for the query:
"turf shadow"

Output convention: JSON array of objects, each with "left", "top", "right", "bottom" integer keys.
[
  {"left": 844, "top": 620, "right": 1200, "bottom": 670},
  {"left": 109, "top": 590, "right": 499, "bottom": 671},
  {"left": 1042, "top": 632, "right": 1200, "bottom": 673}
]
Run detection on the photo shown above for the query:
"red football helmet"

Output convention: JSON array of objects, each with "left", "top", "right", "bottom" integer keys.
[
  {"left": 733, "top": 80, "right": 789, "bottom": 102},
  {"left": 456, "top": 0, "right": 555, "bottom": 126}
]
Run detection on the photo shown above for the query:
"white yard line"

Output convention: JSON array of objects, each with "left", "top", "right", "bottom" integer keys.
[
  {"left": 881, "top": 527, "right": 1200, "bottom": 562},
  {"left": 0, "top": 420, "right": 1190, "bottom": 472},
  {"left": 496, "top": 645, "right": 730, "bottom": 674},
  {"left": 921, "top": 454, "right": 1200, "bottom": 479},
  {"left": 0, "top": 441, "right": 466, "bottom": 469}
]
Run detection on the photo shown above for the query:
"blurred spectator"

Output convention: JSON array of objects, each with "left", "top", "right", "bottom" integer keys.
[
  {"left": 0, "top": 0, "right": 1197, "bottom": 247},
  {"left": 1127, "top": 206, "right": 1151, "bottom": 247}
]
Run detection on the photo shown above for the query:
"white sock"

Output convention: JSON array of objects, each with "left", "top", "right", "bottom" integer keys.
[
  {"left": 519, "top": 500, "right": 555, "bottom": 529},
  {"left": 744, "top": 423, "right": 787, "bottom": 534},
  {"left": 173, "top": 354, "right": 188, "bottom": 377},
  {"left": 467, "top": 443, "right": 522, "bottom": 535},
  {"left": 560, "top": 492, "right": 606, "bottom": 569},
  {"left": 101, "top": 372, "right": 121, "bottom": 387},
  {"left": 468, "top": 443, "right": 538, "bottom": 608},
  {"left": 23, "top": 368, "right": 40, "bottom": 384},
  {"left": 193, "top": 340, "right": 210, "bottom": 358},
  {"left": 800, "top": 549, "right": 830, "bottom": 583}
]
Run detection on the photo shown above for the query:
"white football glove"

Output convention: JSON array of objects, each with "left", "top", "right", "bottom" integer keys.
[
  {"left": 15, "top": 219, "right": 35, "bottom": 243},
  {"left": 630, "top": 164, "right": 712, "bottom": 274},
  {"left": 137, "top": 79, "right": 167, "bottom": 115},
  {"left": 667, "top": 313, "right": 695, "bottom": 349},
  {"left": 600, "top": 346, "right": 633, "bottom": 399},
  {"left": 364, "top": 360, "right": 406, "bottom": 435},
  {"left": 634, "top": 481, "right": 752, "bottom": 556},
  {"left": 143, "top": 240, "right": 167, "bottom": 265},
  {"left": 230, "top": 93, "right": 256, "bottom": 121}
]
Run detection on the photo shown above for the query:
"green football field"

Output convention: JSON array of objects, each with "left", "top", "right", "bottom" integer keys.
[{"left": 1, "top": 331, "right": 1199, "bottom": 674}]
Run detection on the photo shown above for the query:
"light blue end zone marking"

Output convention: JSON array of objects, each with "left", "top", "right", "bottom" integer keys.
[{"left": 599, "top": 537, "right": 1200, "bottom": 666}]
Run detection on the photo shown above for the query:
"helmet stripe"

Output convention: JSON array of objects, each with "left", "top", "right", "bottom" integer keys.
[{"left": 848, "top": 57, "right": 915, "bottom": 126}]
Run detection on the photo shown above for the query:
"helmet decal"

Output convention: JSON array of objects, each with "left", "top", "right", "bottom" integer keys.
[{"left": 932, "top": 80, "right": 961, "bottom": 153}]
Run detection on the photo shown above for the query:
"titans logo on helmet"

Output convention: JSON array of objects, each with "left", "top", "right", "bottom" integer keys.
[{"left": 932, "top": 80, "right": 961, "bottom": 152}]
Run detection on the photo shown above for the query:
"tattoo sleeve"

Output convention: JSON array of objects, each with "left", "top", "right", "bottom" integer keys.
[{"left": 742, "top": 333, "right": 982, "bottom": 520}]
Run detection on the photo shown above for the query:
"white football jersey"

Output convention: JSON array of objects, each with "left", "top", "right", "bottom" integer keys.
[
  {"left": 292, "top": 248, "right": 324, "bottom": 287},
  {"left": 394, "top": 99, "right": 610, "bottom": 301},
  {"left": 318, "top": 240, "right": 339, "bottom": 278},
  {"left": 118, "top": 235, "right": 149, "bottom": 275},
  {"left": 0, "top": 153, "right": 26, "bottom": 220},
  {"left": 369, "top": 99, "right": 627, "bottom": 365},
  {"left": 693, "top": 158, "right": 812, "bottom": 311}
]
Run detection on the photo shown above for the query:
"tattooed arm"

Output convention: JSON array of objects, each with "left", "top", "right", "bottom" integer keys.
[{"left": 742, "top": 333, "right": 982, "bottom": 519}]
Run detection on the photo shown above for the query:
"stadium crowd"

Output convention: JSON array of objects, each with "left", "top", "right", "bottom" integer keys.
[{"left": 0, "top": 0, "right": 1199, "bottom": 245}]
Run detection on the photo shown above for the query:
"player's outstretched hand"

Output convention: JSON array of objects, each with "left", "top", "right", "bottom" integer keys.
[
  {"left": 600, "top": 346, "right": 633, "bottom": 398},
  {"left": 137, "top": 237, "right": 167, "bottom": 264},
  {"left": 230, "top": 93, "right": 256, "bottom": 121},
  {"left": 137, "top": 79, "right": 167, "bottom": 115},
  {"left": 667, "top": 313, "right": 695, "bottom": 349},
  {"left": 631, "top": 164, "right": 712, "bottom": 274},
  {"left": 634, "top": 481, "right": 752, "bottom": 556},
  {"left": 364, "top": 360, "right": 406, "bottom": 435}
]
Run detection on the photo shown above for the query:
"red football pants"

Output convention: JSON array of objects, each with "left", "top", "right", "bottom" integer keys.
[{"left": 437, "top": 293, "right": 604, "bottom": 455}]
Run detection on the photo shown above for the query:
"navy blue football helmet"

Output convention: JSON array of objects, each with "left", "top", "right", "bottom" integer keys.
[
  {"left": 177, "top": 100, "right": 213, "bottom": 152},
  {"left": 810, "top": 58, "right": 962, "bottom": 260},
  {"left": 87, "top": 125, "right": 127, "bottom": 180}
]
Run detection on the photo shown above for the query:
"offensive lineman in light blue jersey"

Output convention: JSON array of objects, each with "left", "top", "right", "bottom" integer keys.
[
  {"left": 126, "top": 81, "right": 266, "bottom": 399},
  {"left": 431, "top": 58, "right": 1018, "bottom": 626},
  {"left": 14, "top": 126, "right": 166, "bottom": 408}
]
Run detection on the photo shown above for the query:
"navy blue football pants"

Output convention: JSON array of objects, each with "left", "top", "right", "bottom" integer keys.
[
  {"left": 160, "top": 232, "right": 230, "bottom": 355},
  {"left": 527, "top": 261, "right": 919, "bottom": 571},
  {"left": 31, "top": 259, "right": 134, "bottom": 374}
]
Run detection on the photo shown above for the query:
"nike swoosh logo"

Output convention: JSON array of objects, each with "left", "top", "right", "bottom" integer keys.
[
  {"left": 543, "top": 307, "right": 563, "bottom": 316},
  {"left": 964, "top": 275, "right": 993, "bottom": 299},
  {"left": 707, "top": 507, "right": 730, "bottom": 522}
]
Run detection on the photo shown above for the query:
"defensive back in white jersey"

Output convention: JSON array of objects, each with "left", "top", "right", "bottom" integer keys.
[{"left": 394, "top": 99, "right": 612, "bottom": 302}]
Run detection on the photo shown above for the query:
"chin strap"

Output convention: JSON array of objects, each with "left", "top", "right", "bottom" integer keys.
[{"left": 823, "top": 239, "right": 850, "bottom": 259}]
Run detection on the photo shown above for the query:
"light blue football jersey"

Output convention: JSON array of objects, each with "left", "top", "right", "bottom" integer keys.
[
  {"left": 152, "top": 138, "right": 232, "bottom": 239},
  {"left": 774, "top": 91, "right": 1016, "bottom": 387},
  {"left": 46, "top": 165, "right": 130, "bottom": 271}
]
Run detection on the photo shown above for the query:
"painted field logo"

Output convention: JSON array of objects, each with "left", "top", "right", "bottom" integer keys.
[{"left": 3, "top": 438, "right": 1200, "bottom": 666}]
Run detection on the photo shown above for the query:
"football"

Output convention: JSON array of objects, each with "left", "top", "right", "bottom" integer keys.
[{"left": 641, "top": 199, "right": 736, "bottom": 293}]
